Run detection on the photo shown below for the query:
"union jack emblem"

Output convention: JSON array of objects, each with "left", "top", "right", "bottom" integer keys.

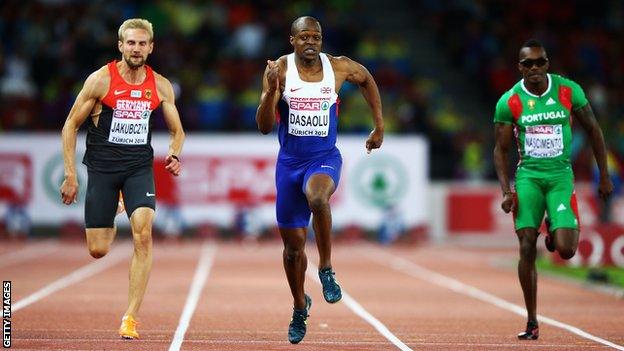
[{"left": 321, "top": 87, "right": 331, "bottom": 94}]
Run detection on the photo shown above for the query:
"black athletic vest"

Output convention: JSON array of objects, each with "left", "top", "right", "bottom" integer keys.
[{"left": 82, "top": 61, "right": 160, "bottom": 172}]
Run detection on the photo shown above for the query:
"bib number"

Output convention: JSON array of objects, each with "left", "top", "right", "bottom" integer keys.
[
  {"left": 288, "top": 112, "right": 330, "bottom": 137},
  {"left": 108, "top": 109, "right": 151, "bottom": 145},
  {"left": 524, "top": 124, "right": 563, "bottom": 158}
]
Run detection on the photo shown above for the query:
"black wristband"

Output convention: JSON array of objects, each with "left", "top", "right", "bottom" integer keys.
[
  {"left": 170, "top": 155, "right": 180, "bottom": 162},
  {"left": 503, "top": 190, "right": 512, "bottom": 196}
]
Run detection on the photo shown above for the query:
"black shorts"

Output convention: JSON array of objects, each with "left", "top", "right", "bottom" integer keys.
[{"left": 85, "top": 166, "right": 156, "bottom": 228}]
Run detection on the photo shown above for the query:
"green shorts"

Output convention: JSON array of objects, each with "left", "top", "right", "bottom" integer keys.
[{"left": 513, "top": 167, "right": 579, "bottom": 231}]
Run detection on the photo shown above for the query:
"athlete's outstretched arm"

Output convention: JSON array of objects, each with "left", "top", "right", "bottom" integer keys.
[
  {"left": 574, "top": 104, "right": 613, "bottom": 199},
  {"left": 60, "top": 69, "right": 107, "bottom": 205},
  {"left": 493, "top": 122, "right": 515, "bottom": 213},
  {"left": 256, "top": 59, "right": 283, "bottom": 134},
  {"left": 338, "top": 57, "right": 384, "bottom": 153},
  {"left": 157, "top": 75, "right": 185, "bottom": 176}
]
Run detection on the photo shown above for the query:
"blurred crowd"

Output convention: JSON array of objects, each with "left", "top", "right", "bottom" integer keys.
[
  {"left": 1, "top": 0, "right": 622, "bottom": 182},
  {"left": 0, "top": 1, "right": 423, "bottom": 134}
]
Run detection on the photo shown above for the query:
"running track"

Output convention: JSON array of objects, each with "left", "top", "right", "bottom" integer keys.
[{"left": 1, "top": 240, "right": 623, "bottom": 350}]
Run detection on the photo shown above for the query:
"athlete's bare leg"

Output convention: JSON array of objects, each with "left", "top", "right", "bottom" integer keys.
[
  {"left": 86, "top": 227, "right": 117, "bottom": 258},
  {"left": 123, "top": 207, "right": 154, "bottom": 318},
  {"left": 305, "top": 174, "right": 335, "bottom": 270},
  {"left": 517, "top": 228, "right": 539, "bottom": 322},
  {"left": 280, "top": 227, "right": 308, "bottom": 309},
  {"left": 552, "top": 228, "right": 579, "bottom": 260}
]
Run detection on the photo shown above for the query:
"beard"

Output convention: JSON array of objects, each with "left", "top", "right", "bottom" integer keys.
[{"left": 124, "top": 55, "right": 146, "bottom": 69}]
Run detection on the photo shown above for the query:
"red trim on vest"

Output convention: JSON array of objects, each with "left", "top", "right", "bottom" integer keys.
[
  {"left": 570, "top": 192, "right": 581, "bottom": 231},
  {"left": 507, "top": 94, "right": 523, "bottom": 122},
  {"left": 101, "top": 61, "right": 160, "bottom": 109},
  {"left": 559, "top": 85, "right": 572, "bottom": 112}
]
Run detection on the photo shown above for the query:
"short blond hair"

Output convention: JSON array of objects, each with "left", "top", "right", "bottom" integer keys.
[{"left": 118, "top": 18, "right": 154, "bottom": 42}]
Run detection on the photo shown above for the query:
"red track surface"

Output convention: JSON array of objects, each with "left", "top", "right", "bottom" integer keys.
[{"left": 2, "top": 240, "right": 623, "bottom": 350}]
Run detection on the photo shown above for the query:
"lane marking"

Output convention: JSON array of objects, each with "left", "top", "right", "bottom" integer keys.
[
  {"left": 13, "top": 244, "right": 129, "bottom": 312},
  {"left": 369, "top": 249, "right": 624, "bottom": 351},
  {"left": 0, "top": 241, "right": 59, "bottom": 269},
  {"left": 14, "top": 337, "right": 609, "bottom": 348},
  {"left": 168, "top": 242, "right": 217, "bottom": 351},
  {"left": 307, "top": 260, "right": 412, "bottom": 351}
]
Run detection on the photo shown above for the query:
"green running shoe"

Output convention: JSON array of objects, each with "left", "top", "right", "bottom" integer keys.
[
  {"left": 288, "top": 294, "right": 311, "bottom": 344},
  {"left": 319, "top": 267, "right": 342, "bottom": 303}
]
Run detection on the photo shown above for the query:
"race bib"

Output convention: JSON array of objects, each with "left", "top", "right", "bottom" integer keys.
[
  {"left": 288, "top": 98, "right": 330, "bottom": 137},
  {"left": 524, "top": 124, "right": 563, "bottom": 158},
  {"left": 108, "top": 100, "right": 152, "bottom": 145}
]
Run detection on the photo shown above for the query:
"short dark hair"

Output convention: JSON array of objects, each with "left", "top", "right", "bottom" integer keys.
[
  {"left": 291, "top": 16, "right": 321, "bottom": 36},
  {"left": 519, "top": 38, "right": 547, "bottom": 60},
  {"left": 521, "top": 39, "right": 544, "bottom": 50}
]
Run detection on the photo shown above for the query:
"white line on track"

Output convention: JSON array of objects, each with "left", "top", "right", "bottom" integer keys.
[
  {"left": 13, "top": 244, "right": 129, "bottom": 312},
  {"left": 307, "top": 260, "right": 413, "bottom": 351},
  {"left": 369, "top": 249, "right": 624, "bottom": 351},
  {"left": 14, "top": 337, "right": 609, "bottom": 348},
  {"left": 0, "top": 241, "right": 60, "bottom": 269},
  {"left": 168, "top": 242, "right": 217, "bottom": 351}
]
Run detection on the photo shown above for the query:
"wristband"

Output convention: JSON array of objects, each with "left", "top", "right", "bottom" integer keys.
[
  {"left": 170, "top": 155, "right": 180, "bottom": 162},
  {"left": 503, "top": 191, "right": 512, "bottom": 196}
]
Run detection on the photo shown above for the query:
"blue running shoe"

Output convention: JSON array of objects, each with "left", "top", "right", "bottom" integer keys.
[
  {"left": 288, "top": 294, "right": 311, "bottom": 344},
  {"left": 318, "top": 267, "right": 342, "bottom": 303}
]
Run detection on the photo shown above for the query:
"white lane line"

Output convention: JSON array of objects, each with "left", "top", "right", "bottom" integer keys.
[
  {"left": 168, "top": 242, "right": 217, "bottom": 351},
  {"left": 369, "top": 249, "right": 624, "bottom": 351},
  {"left": 0, "top": 242, "right": 60, "bottom": 269},
  {"left": 13, "top": 244, "right": 129, "bottom": 312},
  {"left": 307, "top": 260, "right": 412, "bottom": 351},
  {"left": 14, "top": 338, "right": 608, "bottom": 348}
]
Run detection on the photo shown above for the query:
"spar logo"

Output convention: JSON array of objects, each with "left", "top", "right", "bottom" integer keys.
[
  {"left": 290, "top": 101, "right": 321, "bottom": 111},
  {"left": 113, "top": 109, "right": 152, "bottom": 120},
  {"left": 351, "top": 154, "right": 408, "bottom": 208},
  {"left": 43, "top": 153, "right": 87, "bottom": 204},
  {"left": 321, "top": 101, "right": 330, "bottom": 111},
  {"left": 114, "top": 100, "right": 152, "bottom": 119},
  {"left": 527, "top": 125, "right": 551, "bottom": 134}
]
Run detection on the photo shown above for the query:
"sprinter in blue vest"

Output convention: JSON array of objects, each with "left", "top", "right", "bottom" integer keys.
[{"left": 256, "top": 16, "right": 384, "bottom": 344}]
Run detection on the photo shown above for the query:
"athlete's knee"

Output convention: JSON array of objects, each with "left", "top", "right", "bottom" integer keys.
[
  {"left": 88, "top": 245, "right": 110, "bottom": 259},
  {"left": 558, "top": 248, "right": 576, "bottom": 260},
  {"left": 307, "top": 195, "right": 329, "bottom": 212},
  {"left": 283, "top": 245, "right": 304, "bottom": 263},
  {"left": 132, "top": 230, "right": 152, "bottom": 251},
  {"left": 518, "top": 238, "right": 537, "bottom": 260}
]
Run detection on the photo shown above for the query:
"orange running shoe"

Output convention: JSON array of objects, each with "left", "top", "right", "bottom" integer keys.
[{"left": 119, "top": 315, "right": 139, "bottom": 339}]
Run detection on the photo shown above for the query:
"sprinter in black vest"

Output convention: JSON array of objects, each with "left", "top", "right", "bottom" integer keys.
[{"left": 60, "top": 18, "right": 185, "bottom": 340}]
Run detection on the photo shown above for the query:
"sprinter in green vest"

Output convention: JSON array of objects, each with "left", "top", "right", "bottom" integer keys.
[{"left": 493, "top": 39, "right": 613, "bottom": 340}]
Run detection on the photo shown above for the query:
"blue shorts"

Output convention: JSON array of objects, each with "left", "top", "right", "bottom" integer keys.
[{"left": 275, "top": 149, "right": 342, "bottom": 228}]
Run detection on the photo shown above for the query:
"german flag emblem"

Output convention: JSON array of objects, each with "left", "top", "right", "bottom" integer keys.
[{"left": 145, "top": 89, "right": 152, "bottom": 99}]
